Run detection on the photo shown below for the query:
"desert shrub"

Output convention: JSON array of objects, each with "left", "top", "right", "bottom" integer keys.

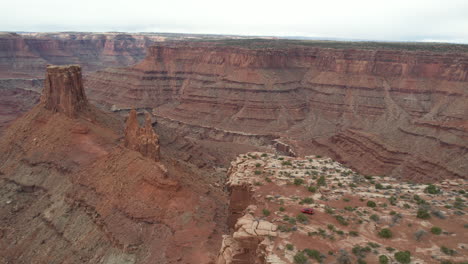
[
  {"left": 282, "top": 161, "right": 292, "bottom": 166},
  {"left": 296, "top": 214, "right": 308, "bottom": 223},
  {"left": 279, "top": 206, "right": 285, "bottom": 212},
  {"left": 349, "top": 231, "right": 359, "bottom": 237},
  {"left": 370, "top": 214, "right": 380, "bottom": 222},
  {"left": 352, "top": 245, "right": 371, "bottom": 258},
  {"left": 336, "top": 249, "right": 352, "bottom": 264},
  {"left": 367, "top": 242, "right": 380, "bottom": 248},
  {"left": 293, "top": 252, "right": 307, "bottom": 264},
  {"left": 375, "top": 183, "right": 384, "bottom": 189},
  {"left": 431, "top": 226, "right": 442, "bottom": 235},
  {"left": 440, "top": 246, "right": 456, "bottom": 256},
  {"left": 367, "top": 201, "right": 377, "bottom": 208},
  {"left": 343, "top": 197, "right": 350, "bottom": 202},
  {"left": 379, "top": 255, "right": 389, "bottom": 264},
  {"left": 417, "top": 208, "right": 431, "bottom": 219},
  {"left": 335, "top": 215, "right": 349, "bottom": 226},
  {"left": 294, "top": 178, "right": 304, "bottom": 185},
  {"left": 286, "top": 244, "right": 294, "bottom": 250},
  {"left": 303, "top": 248, "right": 321, "bottom": 262},
  {"left": 288, "top": 218, "right": 296, "bottom": 225},
  {"left": 308, "top": 185, "right": 317, "bottom": 193},
  {"left": 278, "top": 225, "right": 292, "bottom": 232},
  {"left": 327, "top": 224, "right": 335, "bottom": 231},
  {"left": 301, "top": 197, "right": 314, "bottom": 204},
  {"left": 394, "top": 251, "right": 411, "bottom": 264},
  {"left": 431, "top": 209, "right": 446, "bottom": 219},
  {"left": 325, "top": 206, "right": 335, "bottom": 214},
  {"left": 378, "top": 228, "right": 393, "bottom": 238},
  {"left": 386, "top": 247, "right": 395, "bottom": 252},
  {"left": 357, "top": 259, "right": 367, "bottom": 264},
  {"left": 261, "top": 153, "right": 268, "bottom": 157},
  {"left": 262, "top": 209, "right": 270, "bottom": 217},
  {"left": 425, "top": 184, "right": 440, "bottom": 194},
  {"left": 414, "top": 229, "right": 427, "bottom": 241},
  {"left": 388, "top": 196, "right": 397, "bottom": 205},
  {"left": 317, "top": 175, "right": 326, "bottom": 186},
  {"left": 254, "top": 170, "right": 261, "bottom": 175}
]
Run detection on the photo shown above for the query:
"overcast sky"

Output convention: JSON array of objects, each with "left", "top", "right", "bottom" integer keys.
[{"left": 2, "top": 0, "right": 468, "bottom": 43}]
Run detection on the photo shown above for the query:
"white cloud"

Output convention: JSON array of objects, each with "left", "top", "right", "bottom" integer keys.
[{"left": 1, "top": 0, "right": 468, "bottom": 43}]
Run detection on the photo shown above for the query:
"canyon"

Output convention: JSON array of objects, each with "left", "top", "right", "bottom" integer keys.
[
  {"left": 0, "top": 34, "right": 467, "bottom": 264},
  {"left": 85, "top": 40, "right": 468, "bottom": 181}
]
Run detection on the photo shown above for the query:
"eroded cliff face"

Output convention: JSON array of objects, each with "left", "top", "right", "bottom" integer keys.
[
  {"left": 86, "top": 43, "right": 468, "bottom": 181},
  {"left": 41, "top": 65, "right": 89, "bottom": 118},
  {"left": 0, "top": 32, "right": 162, "bottom": 78},
  {"left": 124, "top": 110, "right": 160, "bottom": 161},
  {"left": 0, "top": 64, "right": 227, "bottom": 263}
]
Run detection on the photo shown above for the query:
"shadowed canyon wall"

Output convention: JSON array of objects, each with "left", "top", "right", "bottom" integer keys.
[{"left": 86, "top": 43, "right": 468, "bottom": 181}]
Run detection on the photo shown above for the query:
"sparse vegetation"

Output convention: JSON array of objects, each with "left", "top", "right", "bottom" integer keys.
[
  {"left": 378, "top": 228, "right": 393, "bottom": 239},
  {"left": 367, "top": 201, "right": 377, "bottom": 208},
  {"left": 431, "top": 226, "right": 442, "bottom": 235},
  {"left": 294, "top": 178, "right": 304, "bottom": 185},
  {"left": 425, "top": 184, "right": 441, "bottom": 194},
  {"left": 262, "top": 209, "right": 270, "bottom": 217},
  {"left": 379, "top": 255, "right": 389, "bottom": 264},
  {"left": 394, "top": 251, "right": 411, "bottom": 264},
  {"left": 286, "top": 243, "right": 294, "bottom": 250},
  {"left": 417, "top": 208, "right": 431, "bottom": 219},
  {"left": 293, "top": 252, "right": 307, "bottom": 264}
]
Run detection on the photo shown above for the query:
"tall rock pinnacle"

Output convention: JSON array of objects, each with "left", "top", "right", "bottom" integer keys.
[
  {"left": 41, "top": 65, "right": 88, "bottom": 118},
  {"left": 124, "top": 110, "right": 160, "bottom": 161}
]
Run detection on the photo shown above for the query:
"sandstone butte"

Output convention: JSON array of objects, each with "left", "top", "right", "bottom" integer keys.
[
  {"left": 0, "top": 65, "right": 228, "bottom": 263},
  {"left": 85, "top": 41, "right": 468, "bottom": 182}
]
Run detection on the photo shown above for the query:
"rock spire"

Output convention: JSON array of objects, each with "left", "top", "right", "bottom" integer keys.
[{"left": 124, "top": 110, "right": 160, "bottom": 161}]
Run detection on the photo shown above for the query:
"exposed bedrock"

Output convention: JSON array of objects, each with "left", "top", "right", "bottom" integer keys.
[
  {"left": 41, "top": 65, "right": 89, "bottom": 118},
  {"left": 124, "top": 110, "right": 161, "bottom": 161},
  {"left": 86, "top": 44, "right": 468, "bottom": 181}
]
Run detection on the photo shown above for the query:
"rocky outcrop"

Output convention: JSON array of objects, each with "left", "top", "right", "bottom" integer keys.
[
  {"left": 124, "top": 109, "right": 160, "bottom": 161},
  {"left": 86, "top": 42, "right": 468, "bottom": 181},
  {"left": 0, "top": 66, "right": 227, "bottom": 263},
  {"left": 218, "top": 210, "right": 278, "bottom": 264},
  {"left": 40, "top": 65, "right": 89, "bottom": 118}
]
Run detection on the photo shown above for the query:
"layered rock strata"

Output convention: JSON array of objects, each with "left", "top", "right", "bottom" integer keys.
[
  {"left": 41, "top": 65, "right": 89, "bottom": 118},
  {"left": 124, "top": 110, "right": 160, "bottom": 161},
  {"left": 86, "top": 42, "right": 468, "bottom": 181}
]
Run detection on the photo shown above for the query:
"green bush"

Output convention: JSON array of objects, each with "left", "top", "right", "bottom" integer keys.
[
  {"left": 367, "top": 201, "right": 377, "bottom": 208},
  {"left": 425, "top": 184, "right": 440, "bottom": 194},
  {"left": 254, "top": 170, "right": 261, "bottom": 175},
  {"left": 296, "top": 214, "right": 308, "bottom": 223},
  {"left": 335, "top": 215, "right": 349, "bottom": 226},
  {"left": 417, "top": 208, "right": 431, "bottom": 219},
  {"left": 286, "top": 244, "right": 294, "bottom": 250},
  {"left": 308, "top": 185, "right": 317, "bottom": 193},
  {"left": 378, "top": 228, "right": 393, "bottom": 239},
  {"left": 301, "top": 197, "right": 314, "bottom": 204},
  {"left": 431, "top": 226, "right": 442, "bottom": 235},
  {"left": 375, "top": 183, "right": 384, "bottom": 189},
  {"left": 394, "top": 251, "right": 411, "bottom": 264},
  {"left": 279, "top": 206, "right": 285, "bottom": 212},
  {"left": 282, "top": 161, "right": 292, "bottom": 166},
  {"left": 379, "top": 255, "right": 389, "bottom": 264},
  {"left": 370, "top": 214, "right": 380, "bottom": 222},
  {"left": 293, "top": 252, "right": 307, "bottom": 264},
  {"left": 317, "top": 175, "right": 326, "bottom": 186},
  {"left": 440, "top": 246, "right": 456, "bottom": 256},
  {"left": 303, "top": 248, "right": 321, "bottom": 262},
  {"left": 262, "top": 209, "right": 270, "bottom": 217},
  {"left": 294, "top": 178, "right": 304, "bottom": 185}
]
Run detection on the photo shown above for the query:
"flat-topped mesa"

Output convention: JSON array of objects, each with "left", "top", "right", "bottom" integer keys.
[
  {"left": 124, "top": 109, "right": 160, "bottom": 161},
  {"left": 41, "top": 65, "right": 88, "bottom": 118}
]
